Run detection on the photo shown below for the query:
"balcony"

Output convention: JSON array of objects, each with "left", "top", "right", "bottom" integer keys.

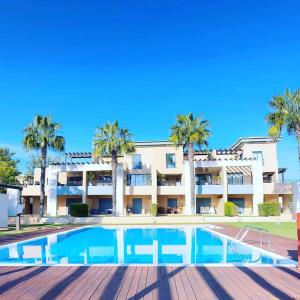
[
  {"left": 263, "top": 183, "right": 293, "bottom": 194},
  {"left": 57, "top": 186, "right": 83, "bottom": 196},
  {"left": 157, "top": 185, "right": 185, "bottom": 195},
  {"left": 88, "top": 184, "right": 113, "bottom": 195},
  {"left": 125, "top": 186, "right": 153, "bottom": 195},
  {"left": 195, "top": 185, "right": 223, "bottom": 195},
  {"left": 22, "top": 185, "right": 40, "bottom": 196},
  {"left": 227, "top": 184, "right": 253, "bottom": 194}
]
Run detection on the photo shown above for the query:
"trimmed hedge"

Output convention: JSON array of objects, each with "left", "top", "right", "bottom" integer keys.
[
  {"left": 151, "top": 203, "right": 158, "bottom": 216},
  {"left": 224, "top": 202, "right": 238, "bottom": 217},
  {"left": 258, "top": 202, "right": 280, "bottom": 216},
  {"left": 69, "top": 203, "right": 89, "bottom": 217}
]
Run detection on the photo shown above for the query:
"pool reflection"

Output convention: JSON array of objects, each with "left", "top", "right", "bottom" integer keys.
[{"left": 0, "top": 227, "right": 279, "bottom": 265}]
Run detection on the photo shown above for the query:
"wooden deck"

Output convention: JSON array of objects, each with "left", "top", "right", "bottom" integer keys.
[
  {"left": 0, "top": 224, "right": 299, "bottom": 299},
  {"left": 0, "top": 265, "right": 299, "bottom": 299}
]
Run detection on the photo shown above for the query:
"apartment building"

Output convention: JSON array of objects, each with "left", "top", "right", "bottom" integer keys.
[{"left": 22, "top": 137, "right": 293, "bottom": 217}]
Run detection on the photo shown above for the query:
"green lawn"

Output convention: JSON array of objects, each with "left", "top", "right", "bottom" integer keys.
[
  {"left": 0, "top": 224, "right": 76, "bottom": 238},
  {"left": 223, "top": 222, "right": 297, "bottom": 240}
]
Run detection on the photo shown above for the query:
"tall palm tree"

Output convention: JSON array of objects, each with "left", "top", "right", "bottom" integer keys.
[
  {"left": 266, "top": 88, "right": 300, "bottom": 164},
  {"left": 23, "top": 115, "right": 65, "bottom": 216},
  {"left": 169, "top": 113, "right": 211, "bottom": 214},
  {"left": 93, "top": 121, "right": 135, "bottom": 215}
]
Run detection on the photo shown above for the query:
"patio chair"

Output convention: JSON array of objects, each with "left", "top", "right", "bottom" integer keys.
[
  {"left": 209, "top": 206, "right": 216, "bottom": 214},
  {"left": 90, "top": 209, "right": 98, "bottom": 215},
  {"left": 205, "top": 206, "right": 210, "bottom": 214},
  {"left": 200, "top": 206, "right": 205, "bottom": 214}
]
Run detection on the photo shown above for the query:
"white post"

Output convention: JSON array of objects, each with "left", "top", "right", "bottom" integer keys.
[
  {"left": 116, "top": 163, "right": 124, "bottom": 216},
  {"left": 116, "top": 228, "right": 124, "bottom": 264},
  {"left": 252, "top": 160, "right": 263, "bottom": 216},
  {"left": 47, "top": 167, "right": 58, "bottom": 216},
  {"left": 184, "top": 160, "right": 192, "bottom": 215}
]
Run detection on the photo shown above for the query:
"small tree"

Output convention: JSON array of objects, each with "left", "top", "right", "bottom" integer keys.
[{"left": 0, "top": 147, "right": 20, "bottom": 191}]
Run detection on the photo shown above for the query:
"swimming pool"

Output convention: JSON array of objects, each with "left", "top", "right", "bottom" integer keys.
[{"left": 0, "top": 226, "right": 296, "bottom": 266}]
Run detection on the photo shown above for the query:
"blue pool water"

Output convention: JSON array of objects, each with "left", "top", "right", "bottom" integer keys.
[{"left": 0, "top": 226, "right": 294, "bottom": 266}]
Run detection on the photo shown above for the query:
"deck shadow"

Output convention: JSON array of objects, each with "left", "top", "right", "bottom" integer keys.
[
  {"left": 277, "top": 267, "right": 300, "bottom": 280},
  {"left": 196, "top": 267, "right": 234, "bottom": 300},
  {"left": 99, "top": 266, "right": 128, "bottom": 299},
  {"left": 128, "top": 266, "right": 184, "bottom": 300},
  {"left": 0, "top": 266, "right": 47, "bottom": 295},
  {"left": 0, "top": 266, "right": 34, "bottom": 277},
  {"left": 39, "top": 266, "right": 89, "bottom": 300},
  {"left": 238, "top": 267, "right": 294, "bottom": 300}
]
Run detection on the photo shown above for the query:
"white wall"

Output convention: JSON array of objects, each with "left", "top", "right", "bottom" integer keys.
[{"left": 0, "top": 194, "right": 8, "bottom": 228}]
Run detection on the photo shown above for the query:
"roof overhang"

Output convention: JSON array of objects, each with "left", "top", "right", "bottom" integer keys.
[{"left": 230, "top": 136, "right": 277, "bottom": 150}]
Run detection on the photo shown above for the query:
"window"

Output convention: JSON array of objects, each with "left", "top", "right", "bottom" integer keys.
[
  {"left": 127, "top": 174, "right": 152, "bottom": 186},
  {"left": 227, "top": 173, "right": 243, "bottom": 185},
  {"left": 263, "top": 173, "right": 273, "bottom": 183},
  {"left": 132, "top": 154, "right": 142, "bottom": 169},
  {"left": 252, "top": 151, "right": 264, "bottom": 166},
  {"left": 67, "top": 176, "right": 83, "bottom": 186},
  {"left": 195, "top": 174, "right": 212, "bottom": 185},
  {"left": 166, "top": 153, "right": 176, "bottom": 168}
]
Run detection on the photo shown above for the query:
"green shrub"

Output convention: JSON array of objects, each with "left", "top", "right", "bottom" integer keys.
[
  {"left": 69, "top": 203, "right": 89, "bottom": 217},
  {"left": 151, "top": 203, "right": 158, "bottom": 216},
  {"left": 224, "top": 202, "right": 238, "bottom": 217},
  {"left": 258, "top": 202, "right": 280, "bottom": 216}
]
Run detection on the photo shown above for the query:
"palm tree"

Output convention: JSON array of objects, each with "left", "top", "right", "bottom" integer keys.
[
  {"left": 23, "top": 115, "right": 65, "bottom": 216},
  {"left": 266, "top": 88, "right": 300, "bottom": 164},
  {"left": 169, "top": 113, "right": 211, "bottom": 214},
  {"left": 93, "top": 121, "right": 135, "bottom": 215}
]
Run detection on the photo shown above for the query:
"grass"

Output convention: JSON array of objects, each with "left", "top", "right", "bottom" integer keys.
[
  {"left": 223, "top": 222, "right": 297, "bottom": 240},
  {"left": 0, "top": 224, "right": 77, "bottom": 237}
]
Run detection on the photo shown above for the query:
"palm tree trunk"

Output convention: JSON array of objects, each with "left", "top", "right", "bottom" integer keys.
[
  {"left": 111, "top": 151, "right": 117, "bottom": 216},
  {"left": 296, "top": 129, "right": 300, "bottom": 165},
  {"left": 40, "top": 146, "right": 47, "bottom": 217},
  {"left": 188, "top": 142, "right": 195, "bottom": 214}
]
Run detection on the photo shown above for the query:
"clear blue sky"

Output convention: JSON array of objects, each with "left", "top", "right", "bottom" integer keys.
[{"left": 0, "top": 0, "right": 299, "bottom": 179}]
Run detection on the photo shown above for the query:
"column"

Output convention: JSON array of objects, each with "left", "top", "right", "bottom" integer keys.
[
  {"left": 184, "top": 160, "right": 192, "bottom": 215},
  {"left": 151, "top": 168, "right": 157, "bottom": 205},
  {"left": 116, "top": 228, "right": 124, "bottom": 264},
  {"left": 116, "top": 163, "right": 124, "bottom": 216},
  {"left": 47, "top": 167, "right": 58, "bottom": 216},
  {"left": 219, "top": 166, "right": 227, "bottom": 215},
  {"left": 82, "top": 170, "right": 87, "bottom": 204},
  {"left": 252, "top": 160, "right": 263, "bottom": 216}
]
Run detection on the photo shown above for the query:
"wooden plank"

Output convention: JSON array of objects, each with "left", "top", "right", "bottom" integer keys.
[
  {"left": 77, "top": 266, "right": 113, "bottom": 299},
  {"left": 171, "top": 266, "right": 187, "bottom": 299},
  {"left": 208, "top": 267, "right": 250, "bottom": 299},
  {"left": 90, "top": 266, "right": 126, "bottom": 300},
  {"left": 126, "top": 266, "right": 142, "bottom": 299},
  {"left": 224, "top": 267, "right": 273, "bottom": 300},
  {"left": 157, "top": 266, "right": 170, "bottom": 300},
  {"left": 134, "top": 266, "right": 148, "bottom": 299},
  {"left": 195, "top": 267, "right": 234, "bottom": 300},
  {"left": 117, "top": 266, "right": 136, "bottom": 299},
  {"left": 179, "top": 267, "right": 196, "bottom": 300},
  {"left": 18, "top": 267, "right": 74, "bottom": 299},
  {"left": 165, "top": 266, "right": 178, "bottom": 300},
  {"left": 186, "top": 266, "right": 216, "bottom": 300}
]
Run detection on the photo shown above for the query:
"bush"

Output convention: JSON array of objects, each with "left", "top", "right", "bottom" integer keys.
[
  {"left": 258, "top": 202, "right": 280, "bottom": 216},
  {"left": 224, "top": 202, "right": 238, "bottom": 217},
  {"left": 69, "top": 203, "right": 89, "bottom": 217},
  {"left": 151, "top": 203, "right": 158, "bottom": 216}
]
